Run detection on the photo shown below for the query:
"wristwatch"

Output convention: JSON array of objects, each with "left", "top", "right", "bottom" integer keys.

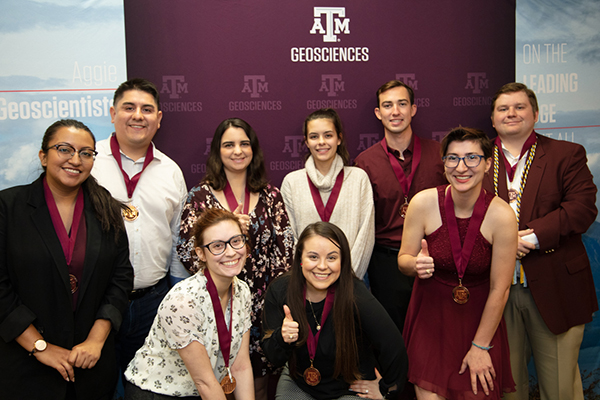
[{"left": 29, "top": 339, "right": 47, "bottom": 356}]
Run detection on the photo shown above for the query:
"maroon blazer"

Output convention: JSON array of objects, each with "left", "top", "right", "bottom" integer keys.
[{"left": 483, "top": 133, "right": 598, "bottom": 334}]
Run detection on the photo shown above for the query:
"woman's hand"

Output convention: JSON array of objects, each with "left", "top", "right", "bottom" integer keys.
[
  {"left": 415, "top": 239, "right": 435, "bottom": 279},
  {"left": 68, "top": 339, "right": 103, "bottom": 369},
  {"left": 34, "top": 343, "right": 75, "bottom": 382},
  {"left": 281, "top": 305, "right": 299, "bottom": 344},
  {"left": 459, "top": 345, "right": 496, "bottom": 396},
  {"left": 233, "top": 203, "right": 250, "bottom": 235},
  {"left": 349, "top": 368, "right": 384, "bottom": 399}
]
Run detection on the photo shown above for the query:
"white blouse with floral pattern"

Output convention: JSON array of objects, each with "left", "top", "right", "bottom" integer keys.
[{"left": 125, "top": 272, "right": 251, "bottom": 397}]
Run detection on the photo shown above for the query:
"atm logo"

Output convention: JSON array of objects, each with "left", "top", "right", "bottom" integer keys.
[
  {"left": 242, "top": 75, "right": 268, "bottom": 98},
  {"left": 161, "top": 75, "right": 188, "bottom": 99},
  {"left": 465, "top": 73, "right": 489, "bottom": 94},
  {"left": 319, "top": 74, "right": 344, "bottom": 97},
  {"left": 310, "top": 7, "right": 350, "bottom": 43},
  {"left": 396, "top": 73, "right": 418, "bottom": 90}
]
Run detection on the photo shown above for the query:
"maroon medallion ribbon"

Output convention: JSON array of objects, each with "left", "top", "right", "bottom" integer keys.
[
  {"left": 380, "top": 135, "right": 422, "bottom": 200},
  {"left": 43, "top": 178, "right": 84, "bottom": 265},
  {"left": 303, "top": 286, "right": 335, "bottom": 361},
  {"left": 444, "top": 187, "right": 486, "bottom": 281},
  {"left": 110, "top": 134, "right": 154, "bottom": 199},
  {"left": 494, "top": 131, "right": 537, "bottom": 183},
  {"left": 306, "top": 169, "right": 344, "bottom": 222},
  {"left": 204, "top": 269, "right": 234, "bottom": 369},
  {"left": 223, "top": 181, "right": 250, "bottom": 214}
]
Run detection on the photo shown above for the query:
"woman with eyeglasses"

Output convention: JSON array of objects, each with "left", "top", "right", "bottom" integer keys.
[
  {"left": 176, "top": 117, "right": 293, "bottom": 399},
  {"left": 398, "top": 127, "right": 517, "bottom": 399},
  {"left": 124, "top": 208, "right": 254, "bottom": 399},
  {"left": 0, "top": 119, "right": 133, "bottom": 399}
]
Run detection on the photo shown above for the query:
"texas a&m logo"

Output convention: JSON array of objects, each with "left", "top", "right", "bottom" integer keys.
[{"left": 310, "top": 7, "right": 350, "bottom": 43}]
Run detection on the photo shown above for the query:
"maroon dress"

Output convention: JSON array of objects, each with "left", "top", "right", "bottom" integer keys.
[{"left": 403, "top": 186, "right": 515, "bottom": 399}]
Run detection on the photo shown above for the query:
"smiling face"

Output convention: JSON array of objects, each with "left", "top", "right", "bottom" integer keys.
[
  {"left": 492, "top": 91, "right": 538, "bottom": 141},
  {"left": 110, "top": 89, "right": 162, "bottom": 155},
  {"left": 195, "top": 219, "right": 246, "bottom": 282},
  {"left": 444, "top": 140, "right": 491, "bottom": 193},
  {"left": 301, "top": 234, "right": 342, "bottom": 301},
  {"left": 375, "top": 86, "right": 417, "bottom": 137},
  {"left": 39, "top": 126, "right": 95, "bottom": 194},
  {"left": 305, "top": 118, "right": 341, "bottom": 172},
  {"left": 220, "top": 126, "right": 253, "bottom": 174}
]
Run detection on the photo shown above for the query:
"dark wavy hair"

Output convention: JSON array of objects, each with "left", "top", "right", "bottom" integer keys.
[
  {"left": 286, "top": 222, "right": 360, "bottom": 383},
  {"left": 440, "top": 126, "right": 493, "bottom": 160},
  {"left": 191, "top": 207, "right": 249, "bottom": 271},
  {"left": 202, "top": 118, "right": 268, "bottom": 192},
  {"left": 303, "top": 108, "right": 350, "bottom": 166},
  {"left": 41, "top": 119, "right": 126, "bottom": 238}
]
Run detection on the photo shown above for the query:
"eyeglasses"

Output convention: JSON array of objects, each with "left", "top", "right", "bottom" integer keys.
[
  {"left": 442, "top": 154, "right": 485, "bottom": 168},
  {"left": 203, "top": 234, "right": 246, "bottom": 255},
  {"left": 47, "top": 144, "right": 98, "bottom": 162}
]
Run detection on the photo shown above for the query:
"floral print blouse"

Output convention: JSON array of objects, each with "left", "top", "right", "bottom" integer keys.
[{"left": 125, "top": 273, "right": 251, "bottom": 397}]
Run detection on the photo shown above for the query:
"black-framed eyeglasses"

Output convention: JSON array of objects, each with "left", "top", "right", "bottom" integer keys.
[
  {"left": 46, "top": 144, "right": 98, "bottom": 162},
  {"left": 203, "top": 234, "right": 246, "bottom": 255},
  {"left": 442, "top": 154, "right": 485, "bottom": 168}
]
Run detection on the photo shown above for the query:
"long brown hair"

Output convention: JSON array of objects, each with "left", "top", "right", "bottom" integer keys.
[
  {"left": 286, "top": 222, "right": 360, "bottom": 382},
  {"left": 202, "top": 118, "right": 268, "bottom": 192}
]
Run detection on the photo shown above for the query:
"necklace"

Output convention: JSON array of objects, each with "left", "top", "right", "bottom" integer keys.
[{"left": 308, "top": 300, "right": 321, "bottom": 331}]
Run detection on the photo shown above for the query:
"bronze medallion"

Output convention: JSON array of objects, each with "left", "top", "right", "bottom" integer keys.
[
  {"left": 508, "top": 188, "right": 518, "bottom": 203},
  {"left": 220, "top": 374, "right": 236, "bottom": 394},
  {"left": 400, "top": 202, "right": 409, "bottom": 218},
  {"left": 122, "top": 204, "right": 139, "bottom": 222},
  {"left": 304, "top": 365, "right": 321, "bottom": 386},
  {"left": 69, "top": 274, "right": 78, "bottom": 294},
  {"left": 452, "top": 284, "right": 470, "bottom": 304}
]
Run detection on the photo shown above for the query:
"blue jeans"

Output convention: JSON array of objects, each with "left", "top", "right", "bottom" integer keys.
[{"left": 116, "top": 278, "right": 169, "bottom": 388}]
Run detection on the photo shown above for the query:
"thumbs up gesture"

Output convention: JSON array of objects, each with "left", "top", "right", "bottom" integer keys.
[
  {"left": 416, "top": 239, "right": 435, "bottom": 279},
  {"left": 282, "top": 305, "right": 299, "bottom": 344},
  {"left": 233, "top": 202, "right": 250, "bottom": 235}
]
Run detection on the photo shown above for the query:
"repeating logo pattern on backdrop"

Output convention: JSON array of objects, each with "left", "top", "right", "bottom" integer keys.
[
  {"left": 160, "top": 75, "right": 202, "bottom": 112},
  {"left": 453, "top": 72, "right": 492, "bottom": 107},
  {"left": 229, "top": 75, "right": 281, "bottom": 111},
  {"left": 396, "top": 73, "right": 430, "bottom": 108},
  {"left": 307, "top": 74, "right": 357, "bottom": 110}
]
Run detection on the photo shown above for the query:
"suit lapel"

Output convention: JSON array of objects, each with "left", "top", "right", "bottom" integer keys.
[
  {"left": 28, "top": 179, "right": 72, "bottom": 296},
  {"left": 76, "top": 197, "right": 102, "bottom": 308},
  {"left": 519, "top": 136, "right": 546, "bottom": 229}
]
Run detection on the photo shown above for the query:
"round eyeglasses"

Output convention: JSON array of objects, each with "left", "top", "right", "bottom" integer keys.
[
  {"left": 442, "top": 154, "right": 485, "bottom": 168},
  {"left": 47, "top": 144, "right": 98, "bottom": 162},
  {"left": 203, "top": 234, "right": 246, "bottom": 255}
]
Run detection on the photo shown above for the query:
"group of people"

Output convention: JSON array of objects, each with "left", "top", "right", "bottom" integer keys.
[{"left": 0, "top": 77, "right": 596, "bottom": 400}]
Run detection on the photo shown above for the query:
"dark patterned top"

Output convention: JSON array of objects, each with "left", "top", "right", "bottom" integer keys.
[{"left": 177, "top": 183, "right": 294, "bottom": 375}]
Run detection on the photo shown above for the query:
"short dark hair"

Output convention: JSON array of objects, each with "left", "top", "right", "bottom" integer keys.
[
  {"left": 376, "top": 80, "right": 415, "bottom": 107},
  {"left": 491, "top": 82, "right": 538, "bottom": 115},
  {"left": 303, "top": 108, "right": 350, "bottom": 165},
  {"left": 202, "top": 118, "right": 268, "bottom": 192},
  {"left": 440, "top": 126, "right": 493, "bottom": 160},
  {"left": 113, "top": 78, "right": 161, "bottom": 111}
]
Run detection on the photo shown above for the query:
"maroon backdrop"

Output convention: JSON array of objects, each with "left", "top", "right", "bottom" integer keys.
[{"left": 124, "top": 0, "right": 515, "bottom": 189}]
